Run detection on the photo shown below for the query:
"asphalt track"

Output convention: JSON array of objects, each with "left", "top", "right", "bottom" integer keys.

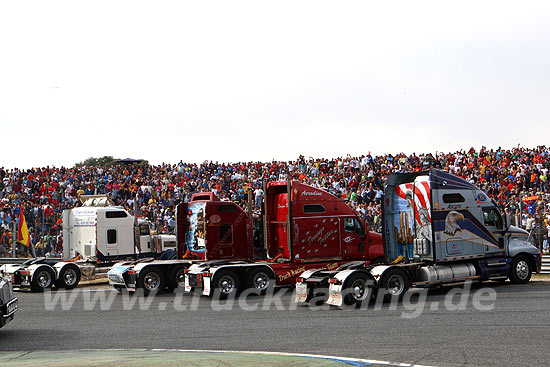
[{"left": 1, "top": 280, "right": 549, "bottom": 367}]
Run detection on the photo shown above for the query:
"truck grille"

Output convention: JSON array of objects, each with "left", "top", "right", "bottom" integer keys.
[{"left": 0, "top": 279, "right": 13, "bottom": 302}]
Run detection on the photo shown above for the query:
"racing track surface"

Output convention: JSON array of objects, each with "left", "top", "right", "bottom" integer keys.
[{"left": 1, "top": 281, "right": 549, "bottom": 367}]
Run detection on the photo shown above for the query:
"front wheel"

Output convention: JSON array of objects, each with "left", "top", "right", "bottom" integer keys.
[
  {"left": 509, "top": 255, "right": 532, "bottom": 284},
  {"left": 380, "top": 268, "right": 410, "bottom": 301}
]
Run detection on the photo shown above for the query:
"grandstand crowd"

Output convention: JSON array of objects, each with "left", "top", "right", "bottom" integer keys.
[{"left": 1, "top": 145, "right": 550, "bottom": 257}]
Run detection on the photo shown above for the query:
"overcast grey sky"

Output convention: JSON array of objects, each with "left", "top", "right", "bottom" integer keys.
[{"left": 1, "top": 1, "right": 549, "bottom": 169}]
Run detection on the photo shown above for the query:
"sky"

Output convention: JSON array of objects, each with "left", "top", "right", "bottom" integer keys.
[{"left": 1, "top": 1, "right": 549, "bottom": 169}]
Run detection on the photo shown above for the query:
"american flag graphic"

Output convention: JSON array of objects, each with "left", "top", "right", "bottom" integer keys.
[{"left": 394, "top": 175, "right": 431, "bottom": 228}]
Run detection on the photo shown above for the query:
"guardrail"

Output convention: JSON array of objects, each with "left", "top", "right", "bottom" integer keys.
[{"left": 542, "top": 254, "right": 550, "bottom": 275}]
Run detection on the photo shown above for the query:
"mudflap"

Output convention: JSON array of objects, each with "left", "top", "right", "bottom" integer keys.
[
  {"left": 295, "top": 282, "right": 308, "bottom": 304},
  {"left": 326, "top": 284, "right": 343, "bottom": 307},
  {"left": 202, "top": 276, "right": 211, "bottom": 296}
]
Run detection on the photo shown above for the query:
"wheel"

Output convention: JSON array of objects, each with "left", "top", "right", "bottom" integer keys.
[
  {"left": 246, "top": 268, "right": 273, "bottom": 295},
  {"left": 168, "top": 265, "right": 188, "bottom": 289},
  {"left": 380, "top": 268, "right": 410, "bottom": 301},
  {"left": 213, "top": 269, "right": 240, "bottom": 298},
  {"left": 31, "top": 267, "right": 55, "bottom": 292},
  {"left": 343, "top": 273, "right": 373, "bottom": 306},
  {"left": 138, "top": 267, "right": 166, "bottom": 295},
  {"left": 113, "top": 285, "right": 124, "bottom": 293},
  {"left": 509, "top": 255, "right": 532, "bottom": 284},
  {"left": 55, "top": 266, "right": 81, "bottom": 290}
]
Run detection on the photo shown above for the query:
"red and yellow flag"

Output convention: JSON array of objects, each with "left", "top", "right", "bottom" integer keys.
[{"left": 17, "top": 207, "right": 30, "bottom": 247}]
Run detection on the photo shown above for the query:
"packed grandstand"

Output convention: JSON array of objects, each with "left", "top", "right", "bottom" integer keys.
[{"left": 1, "top": 145, "right": 549, "bottom": 257}]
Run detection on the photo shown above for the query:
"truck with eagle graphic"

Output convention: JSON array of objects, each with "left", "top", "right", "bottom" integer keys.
[
  {"left": 295, "top": 169, "right": 542, "bottom": 307},
  {"left": 108, "top": 181, "right": 385, "bottom": 296}
]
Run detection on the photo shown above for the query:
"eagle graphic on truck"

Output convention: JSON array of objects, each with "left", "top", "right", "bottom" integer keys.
[{"left": 296, "top": 169, "right": 542, "bottom": 307}]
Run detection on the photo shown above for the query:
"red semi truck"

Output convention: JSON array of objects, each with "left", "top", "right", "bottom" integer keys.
[
  {"left": 109, "top": 181, "right": 384, "bottom": 296},
  {"left": 182, "top": 181, "right": 384, "bottom": 297}
]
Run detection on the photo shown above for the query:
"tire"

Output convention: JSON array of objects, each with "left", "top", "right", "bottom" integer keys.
[
  {"left": 138, "top": 267, "right": 166, "bottom": 296},
  {"left": 113, "top": 285, "right": 124, "bottom": 293},
  {"left": 213, "top": 269, "right": 240, "bottom": 298},
  {"left": 55, "top": 265, "right": 81, "bottom": 290},
  {"left": 31, "top": 266, "right": 55, "bottom": 292},
  {"left": 343, "top": 273, "right": 374, "bottom": 306},
  {"left": 246, "top": 268, "right": 274, "bottom": 295},
  {"left": 509, "top": 255, "right": 532, "bottom": 284},
  {"left": 168, "top": 265, "right": 188, "bottom": 289},
  {"left": 380, "top": 268, "right": 410, "bottom": 301}
]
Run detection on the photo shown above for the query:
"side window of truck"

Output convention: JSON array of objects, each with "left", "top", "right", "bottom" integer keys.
[
  {"left": 303, "top": 204, "right": 326, "bottom": 213},
  {"left": 442, "top": 193, "right": 465, "bottom": 203},
  {"left": 344, "top": 218, "right": 355, "bottom": 232},
  {"left": 482, "top": 208, "right": 503, "bottom": 229},
  {"left": 107, "top": 229, "right": 117, "bottom": 244},
  {"left": 106, "top": 211, "right": 128, "bottom": 218},
  {"left": 219, "top": 224, "right": 233, "bottom": 245},
  {"left": 140, "top": 224, "right": 150, "bottom": 235}
]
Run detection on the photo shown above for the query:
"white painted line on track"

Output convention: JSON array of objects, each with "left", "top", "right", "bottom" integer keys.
[{"left": 77, "top": 348, "right": 436, "bottom": 367}]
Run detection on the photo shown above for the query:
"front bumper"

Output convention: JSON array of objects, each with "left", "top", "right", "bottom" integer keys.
[
  {"left": 107, "top": 266, "right": 132, "bottom": 289},
  {"left": 0, "top": 298, "right": 18, "bottom": 328}
]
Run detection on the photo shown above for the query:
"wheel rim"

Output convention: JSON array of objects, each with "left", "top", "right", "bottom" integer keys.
[
  {"left": 175, "top": 269, "right": 186, "bottom": 286},
  {"left": 37, "top": 270, "right": 52, "bottom": 288},
  {"left": 253, "top": 272, "right": 270, "bottom": 291},
  {"left": 516, "top": 260, "right": 530, "bottom": 280},
  {"left": 144, "top": 272, "right": 161, "bottom": 291},
  {"left": 218, "top": 275, "right": 236, "bottom": 294},
  {"left": 386, "top": 274, "right": 405, "bottom": 296},
  {"left": 350, "top": 278, "right": 369, "bottom": 301},
  {"left": 63, "top": 269, "right": 78, "bottom": 286}
]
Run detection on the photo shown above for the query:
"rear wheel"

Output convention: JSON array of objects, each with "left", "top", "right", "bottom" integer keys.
[
  {"left": 138, "top": 267, "right": 166, "bottom": 296},
  {"left": 246, "top": 268, "right": 273, "bottom": 295},
  {"left": 213, "top": 269, "right": 240, "bottom": 298},
  {"left": 343, "top": 273, "right": 373, "bottom": 306},
  {"left": 31, "top": 267, "right": 55, "bottom": 292},
  {"left": 55, "top": 266, "right": 81, "bottom": 290},
  {"left": 509, "top": 255, "right": 532, "bottom": 284},
  {"left": 169, "top": 265, "right": 188, "bottom": 289},
  {"left": 380, "top": 268, "right": 410, "bottom": 301}
]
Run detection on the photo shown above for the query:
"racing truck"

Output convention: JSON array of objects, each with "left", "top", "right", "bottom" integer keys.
[
  {"left": 181, "top": 181, "right": 385, "bottom": 298},
  {"left": 109, "top": 182, "right": 385, "bottom": 296},
  {"left": 0, "top": 196, "right": 176, "bottom": 292},
  {"left": 0, "top": 275, "right": 17, "bottom": 328},
  {"left": 295, "top": 169, "right": 542, "bottom": 307}
]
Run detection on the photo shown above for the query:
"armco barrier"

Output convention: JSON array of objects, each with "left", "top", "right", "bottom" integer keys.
[{"left": 542, "top": 255, "right": 550, "bottom": 275}]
